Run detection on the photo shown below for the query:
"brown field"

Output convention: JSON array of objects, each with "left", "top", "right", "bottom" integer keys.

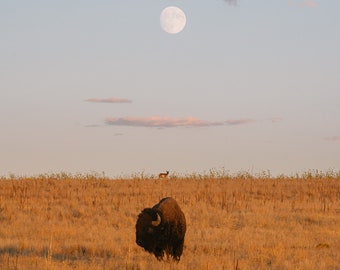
[{"left": 0, "top": 172, "right": 339, "bottom": 270}]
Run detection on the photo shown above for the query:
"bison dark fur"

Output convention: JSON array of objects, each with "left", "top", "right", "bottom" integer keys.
[{"left": 135, "top": 197, "right": 186, "bottom": 261}]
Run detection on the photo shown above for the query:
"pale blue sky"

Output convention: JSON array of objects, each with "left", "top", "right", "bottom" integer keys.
[{"left": 1, "top": 0, "right": 339, "bottom": 177}]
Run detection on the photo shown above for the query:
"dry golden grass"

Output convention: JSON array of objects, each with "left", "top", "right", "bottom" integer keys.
[{"left": 0, "top": 172, "right": 339, "bottom": 269}]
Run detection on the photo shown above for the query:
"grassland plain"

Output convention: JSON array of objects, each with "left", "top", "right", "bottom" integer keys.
[{"left": 0, "top": 172, "right": 339, "bottom": 270}]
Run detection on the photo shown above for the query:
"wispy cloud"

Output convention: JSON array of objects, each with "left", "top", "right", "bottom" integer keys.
[
  {"left": 225, "top": 0, "right": 316, "bottom": 8},
  {"left": 225, "top": 118, "right": 256, "bottom": 125},
  {"left": 269, "top": 117, "right": 284, "bottom": 123},
  {"left": 84, "top": 124, "right": 101, "bottom": 128},
  {"left": 325, "top": 136, "right": 340, "bottom": 141},
  {"left": 105, "top": 115, "right": 287, "bottom": 128},
  {"left": 289, "top": 0, "right": 316, "bottom": 8},
  {"left": 85, "top": 97, "right": 132, "bottom": 103},
  {"left": 304, "top": 0, "right": 316, "bottom": 8},
  {"left": 105, "top": 116, "right": 223, "bottom": 128},
  {"left": 105, "top": 116, "right": 262, "bottom": 128},
  {"left": 224, "top": 0, "right": 238, "bottom": 5}
]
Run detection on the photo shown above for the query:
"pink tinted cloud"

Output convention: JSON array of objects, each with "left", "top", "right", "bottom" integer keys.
[
  {"left": 303, "top": 0, "right": 316, "bottom": 8},
  {"left": 270, "top": 117, "right": 284, "bottom": 123},
  {"left": 225, "top": 118, "right": 256, "bottom": 125},
  {"left": 85, "top": 97, "right": 132, "bottom": 103},
  {"left": 325, "top": 136, "right": 340, "bottom": 141},
  {"left": 105, "top": 116, "right": 281, "bottom": 128},
  {"left": 105, "top": 116, "right": 223, "bottom": 128},
  {"left": 289, "top": 0, "right": 316, "bottom": 8}
]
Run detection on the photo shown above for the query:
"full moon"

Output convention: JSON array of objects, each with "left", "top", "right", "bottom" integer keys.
[{"left": 160, "top": 6, "right": 186, "bottom": 34}]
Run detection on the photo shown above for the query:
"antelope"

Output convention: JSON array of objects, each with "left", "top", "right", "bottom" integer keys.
[{"left": 158, "top": 171, "right": 169, "bottom": 179}]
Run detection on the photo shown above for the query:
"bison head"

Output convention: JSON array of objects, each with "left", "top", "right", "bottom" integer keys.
[{"left": 135, "top": 208, "right": 165, "bottom": 258}]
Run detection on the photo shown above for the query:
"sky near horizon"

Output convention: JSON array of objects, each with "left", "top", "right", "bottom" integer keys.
[{"left": 1, "top": 0, "right": 339, "bottom": 177}]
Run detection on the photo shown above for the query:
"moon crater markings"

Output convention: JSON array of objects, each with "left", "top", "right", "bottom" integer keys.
[{"left": 160, "top": 6, "right": 186, "bottom": 34}]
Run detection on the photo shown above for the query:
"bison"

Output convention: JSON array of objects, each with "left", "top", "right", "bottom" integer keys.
[{"left": 135, "top": 197, "right": 186, "bottom": 261}]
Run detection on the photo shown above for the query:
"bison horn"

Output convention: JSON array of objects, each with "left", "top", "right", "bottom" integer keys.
[{"left": 151, "top": 213, "right": 161, "bottom": 226}]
